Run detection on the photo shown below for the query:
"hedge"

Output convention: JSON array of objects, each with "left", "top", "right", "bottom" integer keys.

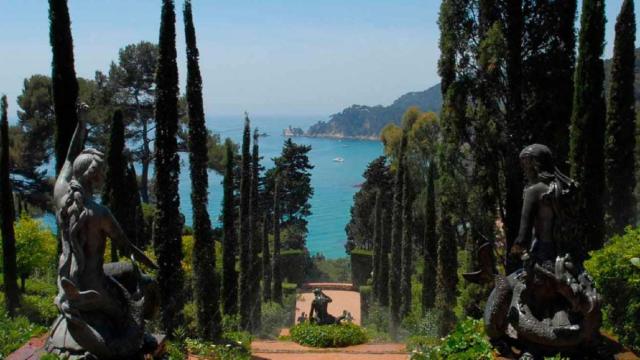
[
  {"left": 350, "top": 249, "right": 372, "bottom": 288},
  {"left": 280, "top": 249, "right": 306, "bottom": 286}
]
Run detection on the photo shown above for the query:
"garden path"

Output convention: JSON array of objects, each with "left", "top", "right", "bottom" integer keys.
[{"left": 251, "top": 340, "right": 408, "bottom": 359}]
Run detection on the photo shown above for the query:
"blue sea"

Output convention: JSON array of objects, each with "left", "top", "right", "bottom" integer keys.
[{"left": 42, "top": 115, "right": 382, "bottom": 259}]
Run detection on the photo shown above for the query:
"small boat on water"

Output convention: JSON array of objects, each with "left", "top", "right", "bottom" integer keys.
[{"left": 333, "top": 157, "right": 345, "bottom": 163}]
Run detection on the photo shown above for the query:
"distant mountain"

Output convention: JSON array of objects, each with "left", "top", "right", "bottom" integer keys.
[{"left": 306, "top": 84, "right": 442, "bottom": 140}]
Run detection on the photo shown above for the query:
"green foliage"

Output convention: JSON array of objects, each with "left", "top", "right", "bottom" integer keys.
[
  {"left": 0, "top": 312, "right": 46, "bottom": 359},
  {"left": 345, "top": 156, "right": 392, "bottom": 252},
  {"left": 290, "top": 322, "right": 368, "bottom": 348},
  {"left": 306, "top": 85, "right": 442, "bottom": 139},
  {"left": 306, "top": 257, "right": 351, "bottom": 283},
  {"left": 264, "top": 138, "right": 314, "bottom": 238},
  {"left": 280, "top": 249, "right": 306, "bottom": 285},
  {"left": 153, "top": 0, "right": 185, "bottom": 335},
  {"left": 221, "top": 139, "right": 238, "bottom": 315},
  {"left": 238, "top": 115, "right": 252, "bottom": 330},
  {"left": 258, "top": 297, "right": 295, "bottom": 339},
  {"left": 408, "top": 318, "right": 493, "bottom": 360},
  {"left": 350, "top": 249, "right": 372, "bottom": 288},
  {"left": 605, "top": 0, "right": 637, "bottom": 235},
  {"left": 585, "top": 227, "right": 640, "bottom": 352},
  {"left": 569, "top": 0, "right": 607, "bottom": 253},
  {"left": 0, "top": 215, "right": 57, "bottom": 286},
  {"left": 184, "top": 335, "right": 251, "bottom": 360},
  {"left": 49, "top": 0, "right": 80, "bottom": 174}
]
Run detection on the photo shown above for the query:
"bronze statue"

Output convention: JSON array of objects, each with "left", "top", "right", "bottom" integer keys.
[
  {"left": 309, "top": 288, "right": 337, "bottom": 325},
  {"left": 466, "top": 144, "right": 602, "bottom": 360},
  {"left": 46, "top": 106, "right": 160, "bottom": 359}
]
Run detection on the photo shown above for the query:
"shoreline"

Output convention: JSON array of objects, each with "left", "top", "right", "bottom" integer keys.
[{"left": 290, "top": 133, "right": 380, "bottom": 141}]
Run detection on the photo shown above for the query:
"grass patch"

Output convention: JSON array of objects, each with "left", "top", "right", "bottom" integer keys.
[{"left": 290, "top": 322, "right": 368, "bottom": 348}]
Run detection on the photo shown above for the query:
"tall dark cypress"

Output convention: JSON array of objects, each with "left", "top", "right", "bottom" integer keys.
[
  {"left": 49, "top": 0, "right": 79, "bottom": 174},
  {"left": 262, "top": 213, "right": 272, "bottom": 302},
  {"left": 152, "top": 0, "right": 184, "bottom": 335},
  {"left": 378, "top": 208, "right": 391, "bottom": 306},
  {"left": 371, "top": 191, "right": 383, "bottom": 301},
  {"left": 503, "top": 0, "right": 525, "bottom": 273},
  {"left": 605, "top": 0, "right": 636, "bottom": 235},
  {"left": 272, "top": 179, "right": 283, "bottom": 304},
  {"left": 1, "top": 95, "right": 20, "bottom": 315},
  {"left": 184, "top": 0, "right": 220, "bottom": 340},
  {"left": 421, "top": 163, "right": 437, "bottom": 312},
  {"left": 125, "top": 163, "right": 148, "bottom": 248},
  {"left": 400, "top": 170, "right": 413, "bottom": 318},
  {"left": 222, "top": 140, "right": 238, "bottom": 315},
  {"left": 436, "top": 1, "right": 461, "bottom": 334},
  {"left": 238, "top": 115, "right": 252, "bottom": 330},
  {"left": 389, "top": 133, "right": 407, "bottom": 335},
  {"left": 569, "top": 0, "right": 606, "bottom": 254},
  {"left": 102, "top": 110, "right": 127, "bottom": 262},
  {"left": 249, "top": 128, "right": 262, "bottom": 331}
]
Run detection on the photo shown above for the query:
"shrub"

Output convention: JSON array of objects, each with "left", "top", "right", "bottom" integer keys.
[
  {"left": 290, "top": 322, "right": 368, "bottom": 347},
  {"left": 282, "top": 282, "right": 298, "bottom": 297},
  {"left": 584, "top": 227, "right": 640, "bottom": 352},
  {"left": 0, "top": 312, "right": 46, "bottom": 358},
  {"left": 259, "top": 297, "right": 295, "bottom": 338},
  {"left": 280, "top": 249, "right": 306, "bottom": 285},
  {"left": 350, "top": 249, "right": 372, "bottom": 288},
  {"left": 408, "top": 318, "right": 493, "bottom": 360},
  {"left": 0, "top": 214, "right": 57, "bottom": 291}
]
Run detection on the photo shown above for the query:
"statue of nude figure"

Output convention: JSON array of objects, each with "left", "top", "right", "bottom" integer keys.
[{"left": 46, "top": 104, "right": 159, "bottom": 359}]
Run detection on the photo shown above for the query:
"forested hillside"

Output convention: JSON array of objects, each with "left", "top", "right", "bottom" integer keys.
[{"left": 306, "top": 84, "right": 442, "bottom": 139}]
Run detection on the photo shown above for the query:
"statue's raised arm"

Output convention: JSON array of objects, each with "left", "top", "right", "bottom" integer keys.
[{"left": 54, "top": 103, "right": 88, "bottom": 203}]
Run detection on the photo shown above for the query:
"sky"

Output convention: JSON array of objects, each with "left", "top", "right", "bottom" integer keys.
[{"left": 0, "top": 0, "right": 637, "bottom": 119}]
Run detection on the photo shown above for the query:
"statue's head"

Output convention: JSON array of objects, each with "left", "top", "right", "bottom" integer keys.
[
  {"left": 72, "top": 149, "right": 105, "bottom": 192},
  {"left": 313, "top": 288, "right": 322, "bottom": 296},
  {"left": 519, "top": 144, "right": 554, "bottom": 182}
]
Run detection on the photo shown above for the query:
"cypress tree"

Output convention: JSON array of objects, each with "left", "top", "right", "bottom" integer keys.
[
  {"left": 249, "top": 128, "right": 262, "bottom": 331},
  {"left": 238, "top": 115, "right": 252, "bottom": 330},
  {"left": 222, "top": 140, "right": 238, "bottom": 315},
  {"left": 503, "top": 0, "right": 525, "bottom": 273},
  {"left": 371, "top": 191, "right": 382, "bottom": 301},
  {"left": 125, "top": 163, "right": 148, "bottom": 248},
  {"left": 184, "top": 0, "right": 220, "bottom": 340},
  {"left": 605, "top": 0, "right": 636, "bottom": 235},
  {"left": 437, "top": 1, "right": 462, "bottom": 333},
  {"left": 152, "top": 0, "right": 184, "bottom": 335},
  {"left": 272, "top": 179, "right": 283, "bottom": 304},
  {"left": 49, "top": 0, "right": 79, "bottom": 174},
  {"left": 102, "top": 110, "right": 127, "bottom": 262},
  {"left": 569, "top": 0, "right": 606, "bottom": 254},
  {"left": 389, "top": 133, "right": 407, "bottom": 335},
  {"left": 378, "top": 208, "right": 391, "bottom": 306},
  {"left": 1, "top": 95, "right": 20, "bottom": 315},
  {"left": 421, "top": 163, "right": 437, "bottom": 312},
  {"left": 400, "top": 170, "right": 413, "bottom": 318},
  {"left": 262, "top": 213, "right": 272, "bottom": 302}
]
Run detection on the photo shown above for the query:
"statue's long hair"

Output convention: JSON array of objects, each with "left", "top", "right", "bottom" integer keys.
[{"left": 57, "top": 149, "right": 104, "bottom": 284}]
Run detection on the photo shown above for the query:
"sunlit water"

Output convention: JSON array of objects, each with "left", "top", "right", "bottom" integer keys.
[{"left": 40, "top": 115, "right": 382, "bottom": 259}]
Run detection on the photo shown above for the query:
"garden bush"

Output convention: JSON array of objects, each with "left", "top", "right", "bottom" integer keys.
[
  {"left": 407, "top": 318, "right": 493, "bottom": 360},
  {"left": 350, "top": 249, "right": 372, "bottom": 288},
  {"left": 584, "top": 227, "right": 640, "bottom": 352},
  {"left": 280, "top": 249, "right": 306, "bottom": 285},
  {"left": 290, "top": 322, "right": 368, "bottom": 347},
  {"left": 259, "top": 296, "right": 295, "bottom": 338},
  {"left": 0, "top": 312, "right": 46, "bottom": 358},
  {"left": 0, "top": 214, "right": 57, "bottom": 291}
]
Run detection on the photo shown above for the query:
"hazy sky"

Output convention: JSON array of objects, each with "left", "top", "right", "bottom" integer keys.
[{"left": 0, "top": 0, "right": 637, "bottom": 118}]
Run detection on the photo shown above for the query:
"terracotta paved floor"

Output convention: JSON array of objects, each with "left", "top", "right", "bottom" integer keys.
[{"left": 251, "top": 340, "right": 408, "bottom": 360}]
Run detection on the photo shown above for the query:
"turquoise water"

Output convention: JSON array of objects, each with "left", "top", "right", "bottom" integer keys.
[{"left": 42, "top": 115, "right": 382, "bottom": 259}]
